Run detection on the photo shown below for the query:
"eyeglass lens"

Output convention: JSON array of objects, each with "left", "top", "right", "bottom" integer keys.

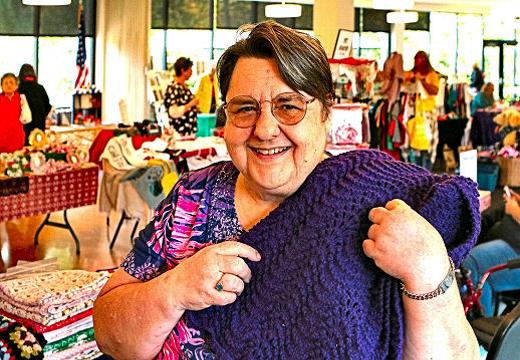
[{"left": 225, "top": 92, "right": 310, "bottom": 127}]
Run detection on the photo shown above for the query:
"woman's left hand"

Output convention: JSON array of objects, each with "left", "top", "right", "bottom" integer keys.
[
  {"left": 505, "top": 196, "right": 520, "bottom": 216},
  {"left": 362, "top": 199, "right": 451, "bottom": 293}
]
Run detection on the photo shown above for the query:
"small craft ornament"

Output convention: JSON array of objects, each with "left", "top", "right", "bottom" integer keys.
[{"left": 29, "top": 129, "right": 47, "bottom": 149}]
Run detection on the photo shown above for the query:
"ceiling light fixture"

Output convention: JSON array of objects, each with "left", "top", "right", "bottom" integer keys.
[
  {"left": 386, "top": 10, "right": 419, "bottom": 24},
  {"left": 372, "top": 0, "right": 414, "bottom": 10},
  {"left": 265, "top": 2, "right": 302, "bottom": 18},
  {"left": 22, "top": 0, "right": 71, "bottom": 5}
]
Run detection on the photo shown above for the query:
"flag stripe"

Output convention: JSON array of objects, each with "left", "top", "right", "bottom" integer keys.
[{"left": 75, "top": 0, "right": 88, "bottom": 90}]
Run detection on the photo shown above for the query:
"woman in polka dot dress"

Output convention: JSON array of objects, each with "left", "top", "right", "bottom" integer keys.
[{"left": 164, "top": 57, "right": 199, "bottom": 136}]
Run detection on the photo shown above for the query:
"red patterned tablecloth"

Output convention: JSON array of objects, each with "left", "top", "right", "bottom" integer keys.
[{"left": 0, "top": 166, "right": 98, "bottom": 222}]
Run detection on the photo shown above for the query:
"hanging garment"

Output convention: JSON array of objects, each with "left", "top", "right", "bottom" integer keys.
[
  {"left": 380, "top": 52, "right": 404, "bottom": 107},
  {"left": 121, "top": 166, "right": 166, "bottom": 210}
]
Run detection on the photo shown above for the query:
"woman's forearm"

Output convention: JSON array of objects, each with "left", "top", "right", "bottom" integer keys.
[
  {"left": 402, "top": 284, "right": 479, "bottom": 359},
  {"left": 94, "top": 270, "right": 184, "bottom": 359}
]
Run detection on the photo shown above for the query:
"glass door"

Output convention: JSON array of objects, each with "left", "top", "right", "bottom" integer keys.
[
  {"left": 483, "top": 39, "right": 518, "bottom": 99},
  {"left": 483, "top": 45, "right": 500, "bottom": 98}
]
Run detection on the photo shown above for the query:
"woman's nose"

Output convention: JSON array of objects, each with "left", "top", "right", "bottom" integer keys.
[{"left": 253, "top": 103, "right": 280, "bottom": 140}]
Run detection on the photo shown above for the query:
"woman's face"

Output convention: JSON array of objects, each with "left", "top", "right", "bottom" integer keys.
[
  {"left": 224, "top": 57, "right": 329, "bottom": 201},
  {"left": 1, "top": 76, "right": 17, "bottom": 94},
  {"left": 414, "top": 53, "right": 428, "bottom": 70},
  {"left": 182, "top": 66, "right": 193, "bottom": 80}
]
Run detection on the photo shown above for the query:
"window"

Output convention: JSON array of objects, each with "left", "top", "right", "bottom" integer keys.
[
  {"left": 403, "top": 31, "right": 430, "bottom": 70},
  {"left": 353, "top": 32, "right": 389, "bottom": 67},
  {"left": 353, "top": 8, "right": 390, "bottom": 66},
  {"left": 213, "top": 28, "right": 241, "bottom": 60},
  {"left": 0, "top": 3, "right": 35, "bottom": 35},
  {"left": 151, "top": 0, "right": 314, "bottom": 71},
  {"left": 166, "top": 29, "right": 212, "bottom": 81},
  {"left": 429, "top": 12, "right": 457, "bottom": 76},
  {"left": 516, "top": 28, "right": 520, "bottom": 87},
  {"left": 0, "top": 0, "right": 95, "bottom": 108},
  {"left": 217, "top": 0, "right": 253, "bottom": 29},
  {"left": 456, "top": 14, "right": 483, "bottom": 80},
  {"left": 0, "top": 37, "right": 36, "bottom": 77},
  {"left": 483, "top": 15, "right": 515, "bottom": 41},
  {"left": 504, "top": 44, "right": 516, "bottom": 99},
  {"left": 167, "top": 0, "right": 211, "bottom": 29},
  {"left": 38, "top": 37, "right": 94, "bottom": 107}
]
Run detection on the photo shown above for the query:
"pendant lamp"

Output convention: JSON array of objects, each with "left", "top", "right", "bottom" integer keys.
[
  {"left": 265, "top": 2, "right": 302, "bottom": 18},
  {"left": 22, "top": 0, "right": 71, "bottom": 5},
  {"left": 386, "top": 10, "right": 419, "bottom": 24},
  {"left": 372, "top": 0, "right": 414, "bottom": 10}
]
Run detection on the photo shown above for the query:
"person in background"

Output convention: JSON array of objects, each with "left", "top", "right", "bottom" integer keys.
[
  {"left": 18, "top": 64, "right": 51, "bottom": 145},
  {"left": 0, "top": 73, "right": 25, "bottom": 153},
  {"left": 406, "top": 50, "right": 440, "bottom": 99},
  {"left": 196, "top": 63, "right": 219, "bottom": 114},
  {"left": 404, "top": 51, "right": 440, "bottom": 169},
  {"left": 463, "top": 188, "right": 520, "bottom": 317},
  {"left": 471, "top": 82, "right": 495, "bottom": 115},
  {"left": 470, "top": 63, "right": 485, "bottom": 93},
  {"left": 94, "top": 21, "right": 479, "bottom": 359},
  {"left": 164, "top": 57, "right": 199, "bottom": 136}
]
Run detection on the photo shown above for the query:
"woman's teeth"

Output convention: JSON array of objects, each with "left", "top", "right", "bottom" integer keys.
[{"left": 254, "top": 146, "right": 290, "bottom": 155}]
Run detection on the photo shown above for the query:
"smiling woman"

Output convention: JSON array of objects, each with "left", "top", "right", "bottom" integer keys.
[{"left": 94, "top": 21, "right": 480, "bottom": 360}]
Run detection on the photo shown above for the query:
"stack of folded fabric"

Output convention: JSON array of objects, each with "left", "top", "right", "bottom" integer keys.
[{"left": 0, "top": 270, "right": 110, "bottom": 359}]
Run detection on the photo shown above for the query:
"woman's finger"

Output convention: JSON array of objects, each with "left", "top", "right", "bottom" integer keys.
[
  {"left": 385, "top": 198, "right": 409, "bottom": 211},
  {"left": 367, "top": 223, "right": 381, "bottom": 240},
  {"left": 218, "top": 255, "right": 252, "bottom": 283},
  {"left": 362, "top": 239, "right": 377, "bottom": 259},
  {"left": 215, "top": 241, "right": 261, "bottom": 262},
  {"left": 213, "top": 291, "right": 237, "bottom": 306},
  {"left": 216, "top": 273, "right": 245, "bottom": 295},
  {"left": 368, "top": 207, "right": 389, "bottom": 224}
]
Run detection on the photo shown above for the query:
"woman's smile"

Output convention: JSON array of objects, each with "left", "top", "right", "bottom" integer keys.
[{"left": 248, "top": 145, "right": 291, "bottom": 157}]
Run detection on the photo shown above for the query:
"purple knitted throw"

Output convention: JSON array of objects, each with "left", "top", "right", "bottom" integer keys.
[{"left": 185, "top": 150, "right": 480, "bottom": 359}]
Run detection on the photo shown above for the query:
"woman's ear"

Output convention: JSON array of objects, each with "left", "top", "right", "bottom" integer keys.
[{"left": 321, "top": 95, "right": 334, "bottom": 123}]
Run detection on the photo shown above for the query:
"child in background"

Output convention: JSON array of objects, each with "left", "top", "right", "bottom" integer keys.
[{"left": 0, "top": 73, "right": 25, "bottom": 153}]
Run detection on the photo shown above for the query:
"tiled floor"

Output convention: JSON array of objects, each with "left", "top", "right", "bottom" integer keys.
[{"left": 0, "top": 204, "right": 139, "bottom": 273}]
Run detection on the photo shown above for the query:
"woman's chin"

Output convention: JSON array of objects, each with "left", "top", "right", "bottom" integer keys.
[{"left": 247, "top": 172, "right": 300, "bottom": 200}]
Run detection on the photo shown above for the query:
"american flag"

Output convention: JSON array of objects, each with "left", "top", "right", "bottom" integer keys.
[{"left": 74, "top": 0, "right": 89, "bottom": 90}]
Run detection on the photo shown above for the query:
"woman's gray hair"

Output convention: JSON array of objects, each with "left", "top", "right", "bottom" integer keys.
[{"left": 217, "top": 21, "right": 334, "bottom": 117}]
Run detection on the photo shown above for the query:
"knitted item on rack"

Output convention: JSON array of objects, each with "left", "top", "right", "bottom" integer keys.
[{"left": 185, "top": 149, "right": 480, "bottom": 360}]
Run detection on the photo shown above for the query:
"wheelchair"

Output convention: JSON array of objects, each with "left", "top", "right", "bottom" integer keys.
[{"left": 458, "top": 258, "right": 520, "bottom": 360}]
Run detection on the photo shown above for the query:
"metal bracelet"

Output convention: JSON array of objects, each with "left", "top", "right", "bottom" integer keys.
[{"left": 401, "top": 257, "right": 455, "bottom": 301}]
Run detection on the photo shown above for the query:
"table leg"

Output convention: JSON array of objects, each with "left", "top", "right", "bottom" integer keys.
[
  {"left": 34, "top": 213, "right": 51, "bottom": 247},
  {"left": 130, "top": 218, "right": 139, "bottom": 245},
  {"left": 63, "top": 210, "right": 81, "bottom": 255},
  {"left": 109, "top": 211, "right": 139, "bottom": 250},
  {"left": 33, "top": 210, "right": 81, "bottom": 255},
  {"left": 109, "top": 211, "right": 128, "bottom": 250},
  {"left": 106, "top": 215, "right": 110, "bottom": 242}
]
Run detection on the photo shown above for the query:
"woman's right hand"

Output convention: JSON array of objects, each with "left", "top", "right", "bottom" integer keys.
[
  {"left": 165, "top": 241, "right": 261, "bottom": 314},
  {"left": 187, "top": 98, "right": 199, "bottom": 109}
]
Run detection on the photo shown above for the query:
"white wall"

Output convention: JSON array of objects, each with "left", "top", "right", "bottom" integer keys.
[{"left": 314, "top": 0, "right": 355, "bottom": 57}]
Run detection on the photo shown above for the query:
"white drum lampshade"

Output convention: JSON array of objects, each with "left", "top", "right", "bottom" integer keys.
[
  {"left": 386, "top": 10, "right": 419, "bottom": 24},
  {"left": 22, "top": 0, "right": 71, "bottom": 5},
  {"left": 373, "top": 0, "right": 414, "bottom": 10},
  {"left": 265, "top": 3, "right": 302, "bottom": 18}
]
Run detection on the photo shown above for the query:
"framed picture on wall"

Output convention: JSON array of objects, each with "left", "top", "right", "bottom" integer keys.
[{"left": 332, "top": 29, "right": 354, "bottom": 59}]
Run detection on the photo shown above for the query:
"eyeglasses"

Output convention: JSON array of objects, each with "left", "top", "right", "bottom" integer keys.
[{"left": 223, "top": 92, "right": 316, "bottom": 128}]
